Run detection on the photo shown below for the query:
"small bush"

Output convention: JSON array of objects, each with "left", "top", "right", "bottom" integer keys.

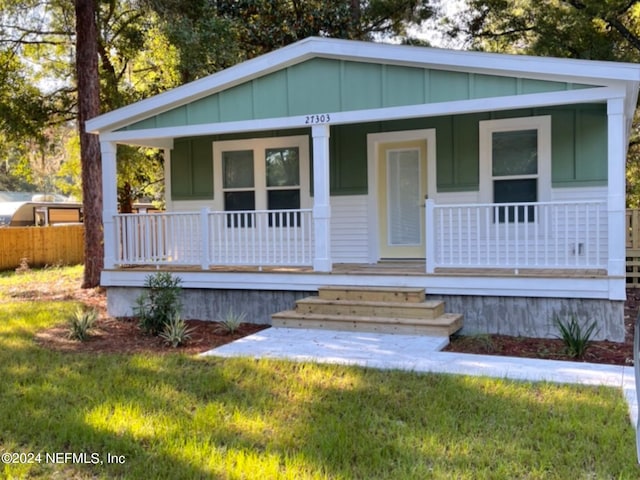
[
  {"left": 554, "top": 314, "right": 599, "bottom": 359},
  {"left": 67, "top": 308, "right": 98, "bottom": 341},
  {"left": 219, "top": 308, "right": 246, "bottom": 334},
  {"left": 159, "top": 314, "right": 194, "bottom": 348},
  {"left": 134, "top": 272, "right": 182, "bottom": 335}
]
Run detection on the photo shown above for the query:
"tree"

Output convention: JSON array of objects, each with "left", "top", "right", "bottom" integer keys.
[
  {"left": 145, "top": 0, "right": 437, "bottom": 82},
  {"left": 440, "top": 0, "right": 640, "bottom": 206},
  {"left": 75, "top": 0, "right": 103, "bottom": 288},
  {"left": 445, "top": 0, "right": 640, "bottom": 61}
]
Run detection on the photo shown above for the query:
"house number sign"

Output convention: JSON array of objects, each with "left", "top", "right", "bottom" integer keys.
[{"left": 304, "top": 114, "right": 331, "bottom": 125}]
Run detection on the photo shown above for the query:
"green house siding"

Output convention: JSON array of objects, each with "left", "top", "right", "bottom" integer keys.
[
  {"left": 171, "top": 138, "right": 214, "bottom": 200},
  {"left": 123, "top": 58, "right": 598, "bottom": 132},
  {"left": 170, "top": 105, "right": 607, "bottom": 200}
]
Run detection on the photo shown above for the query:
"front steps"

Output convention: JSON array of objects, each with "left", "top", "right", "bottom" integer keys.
[{"left": 271, "top": 286, "right": 463, "bottom": 336}]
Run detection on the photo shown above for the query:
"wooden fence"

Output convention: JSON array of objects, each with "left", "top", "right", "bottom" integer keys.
[{"left": 0, "top": 225, "right": 84, "bottom": 271}]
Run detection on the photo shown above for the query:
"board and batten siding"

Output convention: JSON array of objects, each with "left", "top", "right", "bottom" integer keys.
[
  {"left": 121, "top": 58, "right": 595, "bottom": 132},
  {"left": 169, "top": 104, "right": 607, "bottom": 202}
]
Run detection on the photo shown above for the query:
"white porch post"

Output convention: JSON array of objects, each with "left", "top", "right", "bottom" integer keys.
[
  {"left": 425, "top": 198, "right": 435, "bottom": 273},
  {"left": 312, "top": 124, "right": 332, "bottom": 272},
  {"left": 101, "top": 141, "right": 118, "bottom": 269},
  {"left": 607, "top": 97, "right": 627, "bottom": 300}
]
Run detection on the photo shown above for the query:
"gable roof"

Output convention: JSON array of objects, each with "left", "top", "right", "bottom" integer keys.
[{"left": 87, "top": 36, "right": 640, "bottom": 135}]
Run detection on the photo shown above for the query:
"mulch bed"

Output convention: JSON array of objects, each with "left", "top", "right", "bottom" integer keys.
[
  {"left": 444, "top": 288, "right": 640, "bottom": 366},
  {"left": 25, "top": 281, "right": 640, "bottom": 366},
  {"left": 35, "top": 317, "right": 268, "bottom": 355}
]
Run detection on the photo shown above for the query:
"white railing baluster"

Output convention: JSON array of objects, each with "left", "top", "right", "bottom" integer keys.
[{"left": 428, "top": 200, "right": 607, "bottom": 271}]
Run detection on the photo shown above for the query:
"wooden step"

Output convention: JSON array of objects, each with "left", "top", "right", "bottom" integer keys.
[
  {"left": 271, "top": 311, "right": 463, "bottom": 336},
  {"left": 318, "top": 286, "right": 425, "bottom": 303},
  {"left": 295, "top": 297, "right": 445, "bottom": 319}
]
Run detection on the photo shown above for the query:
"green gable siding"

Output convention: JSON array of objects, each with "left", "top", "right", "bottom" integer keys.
[
  {"left": 169, "top": 105, "right": 606, "bottom": 200},
  {"left": 122, "top": 58, "right": 598, "bottom": 131},
  {"left": 287, "top": 59, "right": 342, "bottom": 115},
  {"left": 473, "top": 74, "right": 517, "bottom": 98},
  {"left": 253, "top": 70, "right": 289, "bottom": 118},
  {"left": 170, "top": 138, "right": 214, "bottom": 200},
  {"left": 383, "top": 65, "right": 426, "bottom": 106}
]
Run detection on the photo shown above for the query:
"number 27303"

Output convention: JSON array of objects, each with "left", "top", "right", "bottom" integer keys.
[{"left": 304, "top": 114, "right": 330, "bottom": 125}]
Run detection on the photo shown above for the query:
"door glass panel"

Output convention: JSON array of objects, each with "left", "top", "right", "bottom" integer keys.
[
  {"left": 266, "top": 147, "right": 299, "bottom": 187},
  {"left": 492, "top": 130, "right": 537, "bottom": 176},
  {"left": 387, "top": 149, "right": 420, "bottom": 245},
  {"left": 223, "top": 150, "right": 254, "bottom": 188}
]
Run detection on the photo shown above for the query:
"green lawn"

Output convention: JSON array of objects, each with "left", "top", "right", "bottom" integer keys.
[{"left": 0, "top": 268, "right": 638, "bottom": 479}]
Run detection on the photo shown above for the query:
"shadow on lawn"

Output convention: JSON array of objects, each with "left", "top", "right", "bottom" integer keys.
[{"left": 0, "top": 324, "right": 637, "bottom": 478}]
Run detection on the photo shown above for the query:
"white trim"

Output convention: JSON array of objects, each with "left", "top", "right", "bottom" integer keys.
[
  {"left": 87, "top": 37, "right": 640, "bottom": 134},
  {"left": 101, "top": 141, "right": 118, "bottom": 270},
  {"left": 211, "top": 135, "right": 311, "bottom": 211},
  {"left": 479, "top": 115, "right": 552, "bottom": 204},
  {"left": 607, "top": 97, "right": 628, "bottom": 281},
  {"left": 367, "top": 129, "right": 437, "bottom": 262},
  {"left": 98, "top": 86, "right": 622, "bottom": 144},
  {"left": 100, "top": 269, "right": 623, "bottom": 300},
  {"left": 311, "top": 125, "right": 332, "bottom": 271}
]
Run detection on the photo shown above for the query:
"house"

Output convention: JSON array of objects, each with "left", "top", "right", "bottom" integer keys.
[{"left": 86, "top": 37, "right": 640, "bottom": 341}]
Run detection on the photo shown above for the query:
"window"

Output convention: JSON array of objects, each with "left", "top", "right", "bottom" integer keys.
[
  {"left": 479, "top": 116, "right": 551, "bottom": 222},
  {"left": 213, "top": 136, "right": 310, "bottom": 226}
]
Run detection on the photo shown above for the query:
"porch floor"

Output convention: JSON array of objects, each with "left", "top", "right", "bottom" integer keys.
[{"left": 116, "top": 261, "right": 607, "bottom": 278}]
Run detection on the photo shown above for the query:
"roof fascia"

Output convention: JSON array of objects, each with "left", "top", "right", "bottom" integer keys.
[
  {"left": 87, "top": 40, "right": 320, "bottom": 134},
  {"left": 100, "top": 85, "right": 622, "bottom": 145},
  {"left": 88, "top": 37, "right": 640, "bottom": 134}
]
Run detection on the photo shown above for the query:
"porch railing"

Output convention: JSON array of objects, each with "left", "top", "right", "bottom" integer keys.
[
  {"left": 426, "top": 199, "right": 608, "bottom": 272},
  {"left": 114, "top": 208, "right": 314, "bottom": 268}
]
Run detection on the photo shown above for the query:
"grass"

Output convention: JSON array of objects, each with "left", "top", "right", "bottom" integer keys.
[{"left": 0, "top": 267, "right": 638, "bottom": 478}]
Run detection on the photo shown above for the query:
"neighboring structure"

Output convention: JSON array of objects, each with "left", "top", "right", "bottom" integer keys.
[
  {"left": 87, "top": 37, "right": 640, "bottom": 341},
  {"left": 0, "top": 193, "right": 83, "bottom": 227}
]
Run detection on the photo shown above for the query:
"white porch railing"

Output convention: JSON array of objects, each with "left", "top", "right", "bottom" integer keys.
[
  {"left": 114, "top": 208, "right": 314, "bottom": 268},
  {"left": 426, "top": 199, "right": 608, "bottom": 272}
]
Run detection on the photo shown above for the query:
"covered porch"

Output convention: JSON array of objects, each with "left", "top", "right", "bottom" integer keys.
[{"left": 109, "top": 198, "right": 609, "bottom": 274}]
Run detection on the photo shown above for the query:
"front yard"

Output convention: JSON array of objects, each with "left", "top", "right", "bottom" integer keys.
[{"left": 0, "top": 267, "right": 638, "bottom": 478}]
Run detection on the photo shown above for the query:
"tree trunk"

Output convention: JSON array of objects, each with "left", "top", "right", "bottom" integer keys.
[{"left": 75, "top": 0, "right": 103, "bottom": 288}]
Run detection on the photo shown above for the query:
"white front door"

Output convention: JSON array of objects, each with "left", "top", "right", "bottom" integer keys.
[{"left": 377, "top": 139, "right": 428, "bottom": 259}]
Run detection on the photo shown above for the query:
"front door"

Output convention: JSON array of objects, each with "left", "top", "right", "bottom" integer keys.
[{"left": 378, "top": 139, "right": 428, "bottom": 259}]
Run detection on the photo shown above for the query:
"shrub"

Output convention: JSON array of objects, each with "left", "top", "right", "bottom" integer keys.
[
  {"left": 133, "top": 272, "right": 182, "bottom": 335},
  {"left": 554, "top": 314, "right": 599, "bottom": 359},
  {"left": 219, "top": 308, "right": 247, "bottom": 334},
  {"left": 159, "top": 314, "right": 194, "bottom": 348},
  {"left": 67, "top": 307, "right": 98, "bottom": 341}
]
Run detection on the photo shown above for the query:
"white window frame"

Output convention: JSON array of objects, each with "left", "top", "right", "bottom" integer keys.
[
  {"left": 212, "top": 135, "right": 311, "bottom": 212},
  {"left": 479, "top": 115, "right": 552, "bottom": 205}
]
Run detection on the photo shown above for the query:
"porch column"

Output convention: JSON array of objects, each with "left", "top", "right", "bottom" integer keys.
[
  {"left": 101, "top": 141, "right": 118, "bottom": 269},
  {"left": 607, "top": 97, "right": 627, "bottom": 300},
  {"left": 312, "top": 124, "right": 332, "bottom": 272}
]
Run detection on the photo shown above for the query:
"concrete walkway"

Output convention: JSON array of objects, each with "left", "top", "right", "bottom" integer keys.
[{"left": 202, "top": 327, "right": 638, "bottom": 427}]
